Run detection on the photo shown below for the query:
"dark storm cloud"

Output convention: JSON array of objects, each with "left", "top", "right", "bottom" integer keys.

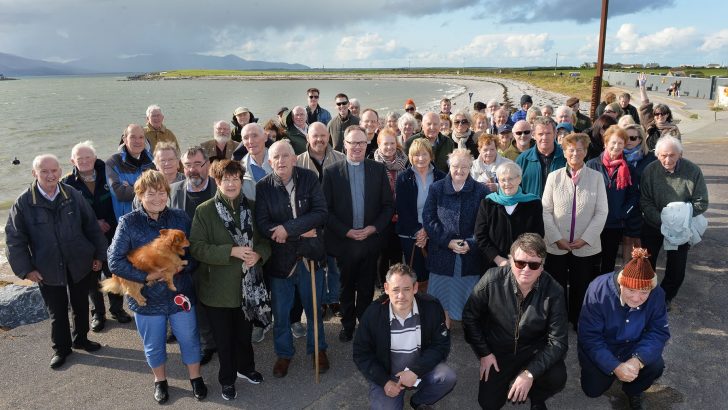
[{"left": 480, "top": 0, "right": 675, "bottom": 23}]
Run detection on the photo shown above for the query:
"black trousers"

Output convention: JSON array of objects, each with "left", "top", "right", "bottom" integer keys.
[
  {"left": 191, "top": 272, "right": 216, "bottom": 351},
  {"left": 338, "top": 246, "right": 378, "bottom": 334},
  {"left": 204, "top": 304, "right": 256, "bottom": 386},
  {"left": 599, "top": 228, "right": 623, "bottom": 274},
  {"left": 39, "top": 271, "right": 95, "bottom": 355},
  {"left": 545, "top": 252, "right": 600, "bottom": 327},
  {"left": 377, "top": 223, "right": 402, "bottom": 286},
  {"left": 580, "top": 351, "right": 664, "bottom": 397},
  {"left": 641, "top": 223, "right": 690, "bottom": 301},
  {"left": 88, "top": 265, "right": 124, "bottom": 318},
  {"left": 478, "top": 350, "right": 567, "bottom": 410}
]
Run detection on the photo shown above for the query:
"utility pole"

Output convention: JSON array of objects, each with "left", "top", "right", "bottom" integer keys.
[
  {"left": 555, "top": 52, "right": 558, "bottom": 72},
  {"left": 590, "top": 0, "right": 609, "bottom": 120}
]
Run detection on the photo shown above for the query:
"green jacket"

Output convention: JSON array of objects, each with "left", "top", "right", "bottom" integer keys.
[{"left": 190, "top": 192, "right": 271, "bottom": 308}]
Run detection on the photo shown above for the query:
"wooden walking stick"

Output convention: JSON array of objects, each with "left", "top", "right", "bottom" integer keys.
[{"left": 308, "top": 259, "right": 320, "bottom": 383}]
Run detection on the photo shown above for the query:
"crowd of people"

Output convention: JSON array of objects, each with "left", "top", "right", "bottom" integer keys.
[{"left": 4, "top": 77, "right": 710, "bottom": 409}]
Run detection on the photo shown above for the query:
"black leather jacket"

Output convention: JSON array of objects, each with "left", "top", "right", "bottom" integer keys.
[{"left": 462, "top": 265, "right": 568, "bottom": 378}]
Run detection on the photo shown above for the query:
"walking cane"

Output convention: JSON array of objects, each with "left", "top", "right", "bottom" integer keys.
[{"left": 308, "top": 259, "right": 320, "bottom": 383}]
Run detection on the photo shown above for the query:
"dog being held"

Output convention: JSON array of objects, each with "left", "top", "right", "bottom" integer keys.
[{"left": 102, "top": 229, "right": 190, "bottom": 306}]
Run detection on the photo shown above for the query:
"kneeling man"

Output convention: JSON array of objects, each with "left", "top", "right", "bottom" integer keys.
[
  {"left": 354, "top": 263, "right": 456, "bottom": 410},
  {"left": 578, "top": 248, "right": 669, "bottom": 410},
  {"left": 463, "top": 233, "right": 568, "bottom": 410}
]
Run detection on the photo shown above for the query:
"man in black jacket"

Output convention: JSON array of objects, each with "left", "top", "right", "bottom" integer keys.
[
  {"left": 255, "top": 140, "right": 329, "bottom": 378},
  {"left": 353, "top": 263, "right": 456, "bottom": 409},
  {"left": 463, "top": 233, "right": 568, "bottom": 410}
]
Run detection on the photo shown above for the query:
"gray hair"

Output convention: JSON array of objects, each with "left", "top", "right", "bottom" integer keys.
[
  {"left": 153, "top": 141, "right": 180, "bottom": 159},
  {"left": 146, "top": 104, "right": 162, "bottom": 117},
  {"left": 268, "top": 139, "right": 296, "bottom": 156},
  {"left": 71, "top": 140, "right": 97, "bottom": 159},
  {"left": 32, "top": 153, "right": 60, "bottom": 171},
  {"left": 242, "top": 122, "right": 265, "bottom": 136},
  {"left": 385, "top": 263, "right": 417, "bottom": 283},
  {"left": 349, "top": 98, "right": 360, "bottom": 108},
  {"left": 532, "top": 116, "right": 556, "bottom": 132},
  {"left": 555, "top": 105, "right": 573, "bottom": 118},
  {"left": 449, "top": 110, "right": 472, "bottom": 125},
  {"left": 181, "top": 146, "right": 208, "bottom": 162},
  {"left": 496, "top": 162, "right": 523, "bottom": 180},
  {"left": 486, "top": 99, "right": 499, "bottom": 109},
  {"left": 397, "top": 113, "right": 417, "bottom": 131},
  {"left": 447, "top": 148, "right": 474, "bottom": 167},
  {"left": 386, "top": 111, "right": 400, "bottom": 122},
  {"left": 655, "top": 135, "right": 683, "bottom": 154}
]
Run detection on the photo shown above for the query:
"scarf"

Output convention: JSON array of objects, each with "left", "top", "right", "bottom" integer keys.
[
  {"left": 623, "top": 145, "right": 644, "bottom": 168},
  {"left": 374, "top": 148, "right": 407, "bottom": 196},
  {"left": 214, "top": 192, "right": 271, "bottom": 327},
  {"left": 656, "top": 121, "right": 681, "bottom": 139},
  {"left": 486, "top": 186, "right": 540, "bottom": 206},
  {"left": 601, "top": 152, "right": 632, "bottom": 190},
  {"left": 451, "top": 130, "right": 472, "bottom": 150}
]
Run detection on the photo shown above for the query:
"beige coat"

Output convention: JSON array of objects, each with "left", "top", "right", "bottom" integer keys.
[
  {"left": 296, "top": 146, "right": 346, "bottom": 178},
  {"left": 542, "top": 167, "right": 608, "bottom": 257},
  {"left": 200, "top": 139, "right": 238, "bottom": 161}
]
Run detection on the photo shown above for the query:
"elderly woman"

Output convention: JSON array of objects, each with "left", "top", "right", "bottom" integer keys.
[
  {"left": 602, "top": 102, "right": 623, "bottom": 121},
  {"left": 526, "top": 106, "right": 541, "bottom": 126},
  {"left": 189, "top": 159, "right": 270, "bottom": 401},
  {"left": 542, "top": 133, "right": 608, "bottom": 330},
  {"left": 395, "top": 139, "right": 446, "bottom": 294},
  {"left": 585, "top": 115, "right": 618, "bottom": 161},
  {"left": 439, "top": 113, "right": 452, "bottom": 136},
  {"left": 586, "top": 126, "right": 640, "bottom": 276},
  {"left": 472, "top": 112, "right": 489, "bottom": 134},
  {"left": 385, "top": 112, "right": 401, "bottom": 136},
  {"left": 153, "top": 141, "right": 185, "bottom": 185},
  {"left": 107, "top": 170, "right": 206, "bottom": 403},
  {"left": 474, "top": 162, "right": 544, "bottom": 269},
  {"left": 470, "top": 134, "right": 512, "bottom": 192},
  {"left": 450, "top": 110, "right": 479, "bottom": 158},
  {"left": 487, "top": 108, "right": 509, "bottom": 135},
  {"left": 637, "top": 74, "right": 681, "bottom": 151},
  {"left": 541, "top": 105, "right": 554, "bottom": 118},
  {"left": 423, "top": 149, "right": 488, "bottom": 327},
  {"left": 397, "top": 112, "right": 418, "bottom": 146}
]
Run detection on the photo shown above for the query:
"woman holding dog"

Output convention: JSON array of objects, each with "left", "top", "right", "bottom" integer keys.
[{"left": 107, "top": 169, "right": 207, "bottom": 404}]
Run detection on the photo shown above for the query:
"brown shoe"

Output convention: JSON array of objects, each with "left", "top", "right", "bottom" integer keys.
[
  {"left": 313, "top": 350, "right": 330, "bottom": 374},
  {"left": 273, "top": 358, "right": 291, "bottom": 378}
]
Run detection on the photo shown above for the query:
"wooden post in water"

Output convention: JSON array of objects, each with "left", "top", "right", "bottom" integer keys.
[{"left": 590, "top": 0, "right": 609, "bottom": 120}]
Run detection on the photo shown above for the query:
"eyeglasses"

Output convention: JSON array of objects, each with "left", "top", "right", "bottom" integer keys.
[
  {"left": 183, "top": 160, "right": 207, "bottom": 169},
  {"left": 513, "top": 259, "right": 542, "bottom": 270},
  {"left": 514, "top": 130, "right": 531, "bottom": 136},
  {"left": 405, "top": 107, "right": 415, "bottom": 112},
  {"left": 344, "top": 140, "right": 367, "bottom": 147},
  {"left": 308, "top": 95, "right": 319, "bottom": 99},
  {"left": 654, "top": 112, "right": 667, "bottom": 117},
  {"left": 336, "top": 101, "right": 349, "bottom": 106},
  {"left": 453, "top": 120, "right": 469, "bottom": 125},
  {"left": 628, "top": 135, "right": 641, "bottom": 141}
]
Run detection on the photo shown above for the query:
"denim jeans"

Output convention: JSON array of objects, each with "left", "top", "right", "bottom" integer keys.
[
  {"left": 135, "top": 306, "right": 201, "bottom": 368},
  {"left": 270, "top": 261, "right": 328, "bottom": 358},
  {"left": 368, "top": 362, "right": 456, "bottom": 409},
  {"left": 322, "top": 255, "right": 341, "bottom": 305}
]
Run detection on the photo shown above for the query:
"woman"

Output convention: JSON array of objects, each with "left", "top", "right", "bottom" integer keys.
[
  {"left": 470, "top": 134, "right": 512, "bottom": 193},
  {"left": 585, "top": 114, "right": 617, "bottom": 161},
  {"left": 472, "top": 112, "right": 489, "bottom": 135},
  {"left": 423, "top": 149, "right": 488, "bottom": 327},
  {"left": 189, "top": 160, "right": 270, "bottom": 401},
  {"left": 474, "top": 162, "right": 544, "bottom": 269},
  {"left": 542, "top": 133, "right": 608, "bottom": 330},
  {"left": 439, "top": 113, "right": 452, "bottom": 136},
  {"left": 231, "top": 107, "right": 257, "bottom": 142},
  {"left": 602, "top": 102, "right": 623, "bottom": 120},
  {"left": 153, "top": 141, "right": 185, "bottom": 185},
  {"left": 526, "top": 106, "right": 541, "bottom": 127},
  {"left": 107, "top": 170, "right": 206, "bottom": 403},
  {"left": 487, "top": 108, "right": 508, "bottom": 135},
  {"left": 586, "top": 126, "right": 640, "bottom": 275},
  {"left": 397, "top": 112, "right": 418, "bottom": 146},
  {"left": 595, "top": 91, "right": 616, "bottom": 118},
  {"left": 373, "top": 128, "right": 407, "bottom": 287},
  {"left": 541, "top": 105, "right": 554, "bottom": 118},
  {"left": 395, "top": 139, "right": 446, "bottom": 294},
  {"left": 450, "top": 111, "right": 479, "bottom": 158},
  {"left": 386, "top": 112, "right": 401, "bottom": 137},
  {"left": 638, "top": 74, "right": 681, "bottom": 151}
]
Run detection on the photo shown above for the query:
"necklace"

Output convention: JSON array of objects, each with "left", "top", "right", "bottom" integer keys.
[{"left": 80, "top": 170, "right": 96, "bottom": 182}]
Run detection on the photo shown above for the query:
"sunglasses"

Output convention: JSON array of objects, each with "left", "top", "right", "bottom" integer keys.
[
  {"left": 513, "top": 259, "right": 542, "bottom": 270},
  {"left": 405, "top": 107, "right": 415, "bottom": 112},
  {"left": 308, "top": 95, "right": 319, "bottom": 99},
  {"left": 174, "top": 294, "right": 191, "bottom": 312},
  {"left": 654, "top": 112, "right": 667, "bottom": 117},
  {"left": 628, "top": 135, "right": 641, "bottom": 141},
  {"left": 336, "top": 101, "right": 349, "bottom": 106},
  {"left": 454, "top": 119, "right": 469, "bottom": 125},
  {"left": 514, "top": 130, "right": 531, "bottom": 136}
]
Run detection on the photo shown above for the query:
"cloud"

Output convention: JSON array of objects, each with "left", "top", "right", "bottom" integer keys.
[
  {"left": 699, "top": 29, "right": 728, "bottom": 52},
  {"left": 613, "top": 24, "right": 699, "bottom": 54},
  {"left": 335, "top": 33, "right": 403, "bottom": 61},
  {"left": 478, "top": 0, "right": 675, "bottom": 24},
  {"left": 450, "top": 33, "right": 553, "bottom": 61}
]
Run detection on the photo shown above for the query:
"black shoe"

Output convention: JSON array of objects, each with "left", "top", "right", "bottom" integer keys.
[
  {"left": 200, "top": 348, "right": 216, "bottom": 366},
  {"left": 666, "top": 299, "right": 672, "bottom": 312},
  {"left": 627, "top": 393, "right": 644, "bottom": 410},
  {"left": 338, "top": 328, "right": 353, "bottom": 342},
  {"left": 91, "top": 316, "right": 105, "bottom": 332},
  {"left": 531, "top": 400, "right": 548, "bottom": 410},
  {"left": 72, "top": 339, "right": 101, "bottom": 352},
  {"left": 190, "top": 377, "right": 207, "bottom": 401},
  {"left": 111, "top": 310, "right": 132, "bottom": 324},
  {"left": 331, "top": 303, "right": 342, "bottom": 318},
  {"left": 221, "top": 384, "right": 237, "bottom": 401},
  {"left": 410, "top": 398, "right": 434, "bottom": 409},
  {"left": 237, "top": 370, "right": 263, "bottom": 384},
  {"left": 154, "top": 380, "right": 169, "bottom": 404},
  {"left": 50, "top": 352, "right": 70, "bottom": 369}
]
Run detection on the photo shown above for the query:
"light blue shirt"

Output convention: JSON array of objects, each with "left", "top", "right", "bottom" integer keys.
[{"left": 414, "top": 165, "right": 434, "bottom": 224}]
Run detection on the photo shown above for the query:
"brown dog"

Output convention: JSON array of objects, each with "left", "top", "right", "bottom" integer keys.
[{"left": 102, "top": 229, "right": 190, "bottom": 306}]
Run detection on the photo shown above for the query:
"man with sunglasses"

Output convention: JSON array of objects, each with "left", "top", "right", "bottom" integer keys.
[
  {"left": 463, "top": 233, "right": 568, "bottom": 410},
  {"left": 327, "top": 93, "right": 360, "bottom": 152},
  {"left": 306, "top": 88, "right": 331, "bottom": 126},
  {"left": 501, "top": 120, "right": 534, "bottom": 161}
]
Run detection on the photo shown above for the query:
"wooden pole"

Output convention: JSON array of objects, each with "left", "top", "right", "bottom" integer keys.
[
  {"left": 309, "top": 259, "right": 320, "bottom": 383},
  {"left": 590, "top": 0, "right": 609, "bottom": 120}
]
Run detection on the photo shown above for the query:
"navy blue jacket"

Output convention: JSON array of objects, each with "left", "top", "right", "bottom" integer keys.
[
  {"left": 623, "top": 152, "right": 657, "bottom": 237},
  {"left": 62, "top": 159, "right": 117, "bottom": 242},
  {"left": 395, "top": 167, "right": 446, "bottom": 237},
  {"left": 423, "top": 175, "right": 488, "bottom": 277},
  {"left": 586, "top": 153, "right": 640, "bottom": 230}
]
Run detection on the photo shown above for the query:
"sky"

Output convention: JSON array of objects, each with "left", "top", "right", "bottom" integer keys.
[{"left": 1, "top": 0, "right": 727, "bottom": 68}]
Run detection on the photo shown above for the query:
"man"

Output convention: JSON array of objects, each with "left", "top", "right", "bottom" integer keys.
[
  {"left": 439, "top": 98, "right": 452, "bottom": 116},
  {"left": 354, "top": 264, "right": 456, "bottom": 409},
  {"left": 6, "top": 154, "right": 108, "bottom": 369},
  {"left": 403, "top": 112, "right": 455, "bottom": 173},
  {"left": 106, "top": 124, "right": 155, "bottom": 219},
  {"left": 322, "top": 125, "right": 393, "bottom": 342},
  {"left": 618, "top": 93, "right": 640, "bottom": 124},
  {"left": 360, "top": 108, "right": 380, "bottom": 159},
  {"left": 488, "top": 108, "right": 510, "bottom": 135},
  {"left": 255, "top": 140, "right": 330, "bottom": 378},
  {"left": 306, "top": 87, "right": 332, "bottom": 125},
  {"left": 501, "top": 120, "right": 534, "bottom": 161},
  {"left": 578, "top": 248, "right": 670, "bottom": 410},
  {"left": 541, "top": 105, "right": 554, "bottom": 118},
  {"left": 485, "top": 99, "right": 499, "bottom": 120},
  {"left": 283, "top": 106, "right": 309, "bottom": 155},
  {"left": 201, "top": 121, "right": 238, "bottom": 162},
  {"left": 231, "top": 106, "right": 257, "bottom": 143},
  {"left": 328, "top": 93, "right": 360, "bottom": 152},
  {"left": 516, "top": 117, "right": 566, "bottom": 197},
  {"left": 144, "top": 104, "right": 179, "bottom": 152},
  {"left": 565, "top": 97, "right": 592, "bottom": 132},
  {"left": 349, "top": 98, "right": 361, "bottom": 118},
  {"left": 640, "top": 136, "right": 708, "bottom": 310},
  {"left": 169, "top": 146, "right": 218, "bottom": 363},
  {"left": 463, "top": 233, "right": 568, "bottom": 410},
  {"left": 511, "top": 95, "right": 533, "bottom": 123}
]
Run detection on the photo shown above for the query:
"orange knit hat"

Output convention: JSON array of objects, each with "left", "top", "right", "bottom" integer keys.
[
  {"left": 618, "top": 248, "right": 657, "bottom": 290},
  {"left": 404, "top": 99, "right": 416, "bottom": 108}
]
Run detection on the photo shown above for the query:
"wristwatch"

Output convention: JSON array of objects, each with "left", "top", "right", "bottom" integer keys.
[
  {"left": 523, "top": 370, "right": 533, "bottom": 379},
  {"left": 631, "top": 354, "right": 645, "bottom": 369}
]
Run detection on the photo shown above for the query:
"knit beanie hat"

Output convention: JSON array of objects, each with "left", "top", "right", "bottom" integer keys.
[
  {"left": 618, "top": 248, "right": 657, "bottom": 290},
  {"left": 404, "top": 99, "right": 416, "bottom": 108}
]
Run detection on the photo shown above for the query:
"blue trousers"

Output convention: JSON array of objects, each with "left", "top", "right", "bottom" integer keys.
[
  {"left": 270, "top": 261, "right": 327, "bottom": 358},
  {"left": 368, "top": 362, "right": 456, "bottom": 410},
  {"left": 135, "top": 307, "right": 201, "bottom": 368},
  {"left": 322, "top": 255, "right": 341, "bottom": 305}
]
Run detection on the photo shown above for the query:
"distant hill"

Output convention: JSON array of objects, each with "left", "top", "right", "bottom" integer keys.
[{"left": 0, "top": 51, "right": 309, "bottom": 76}]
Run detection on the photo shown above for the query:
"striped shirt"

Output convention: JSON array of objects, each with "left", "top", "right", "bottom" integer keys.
[{"left": 389, "top": 300, "right": 421, "bottom": 375}]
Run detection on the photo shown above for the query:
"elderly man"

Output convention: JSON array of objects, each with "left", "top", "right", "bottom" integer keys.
[
  {"left": 323, "top": 125, "right": 394, "bottom": 342},
  {"left": 354, "top": 263, "right": 456, "bottom": 409},
  {"left": 463, "top": 233, "right": 568, "bottom": 410},
  {"left": 618, "top": 93, "right": 640, "bottom": 124},
  {"left": 640, "top": 136, "right": 708, "bottom": 310},
  {"left": 488, "top": 107, "right": 510, "bottom": 135},
  {"left": 6, "top": 154, "right": 108, "bottom": 369},
  {"left": 403, "top": 112, "right": 455, "bottom": 172},
  {"left": 511, "top": 95, "right": 533, "bottom": 123},
  {"left": 565, "top": 98, "right": 592, "bottom": 132},
  {"left": 360, "top": 108, "right": 380, "bottom": 159},
  {"left": 201, "top": 121, "right": 238, "bottom": 162},
  {"left": 485, "top": 99, "right": 499, "bottom": 120},
  {"left": 516, "top": 117, "right": 566, "bottom": 197},
  {"left": 349, "top": 98, "right": 361, "bottom": 118},
  {"left": 328, "top": 93, "right": 360, "bottom": 152},
  {"left": 255, "top": 140, "right": 330, "bottom": 378},
  {"left": 283, "top": 106, "right": 309, "bottom": 155},
  {"left": 144, "top": 104, "right": 179, "bottom": 152},
  {"left": 106, "top": 124, "right": 155, "bottom": 219},
  {"left": 501, "top": 120, "right": 534, "bottom": 161},
  {"left": 578, "top": 248, "right": 670, "bottom": 410},
  {"left": 306, "top": 87, "right": 332, "bottom": 125}
]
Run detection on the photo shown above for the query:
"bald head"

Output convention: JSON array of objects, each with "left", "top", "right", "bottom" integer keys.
[
  {"left": 124, "top": 124, "right": 146, "bottom": 157},
  {"left": 422, "top": 112, "right": 441, "bottom": 140}
]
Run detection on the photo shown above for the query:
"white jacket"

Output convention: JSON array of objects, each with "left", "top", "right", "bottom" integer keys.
[{"left": 661, "top": 202, "right": 708, "bottom": 249}]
